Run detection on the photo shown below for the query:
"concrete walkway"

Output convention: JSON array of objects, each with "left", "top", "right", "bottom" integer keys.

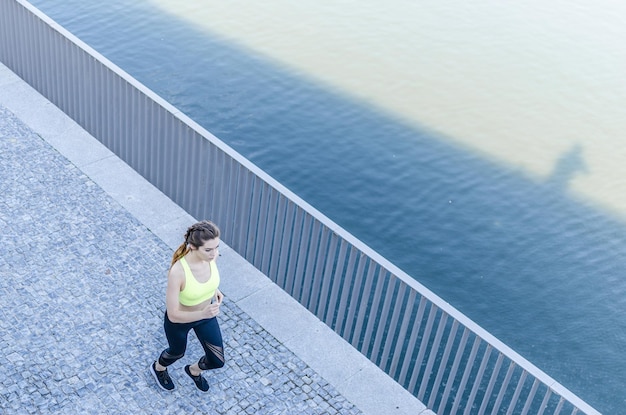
[{"left": 0, "top": 62, "right": 432, "bottom": 415}]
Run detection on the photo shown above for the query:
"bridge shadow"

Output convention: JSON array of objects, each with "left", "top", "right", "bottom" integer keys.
[{"left": 26, "top": 1, "right": 624, "bottom": 413}]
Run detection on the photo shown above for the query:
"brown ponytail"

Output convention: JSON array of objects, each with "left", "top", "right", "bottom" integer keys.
[
  {"left": 170, "top": 220, "right": 221, "bottom": 268},
  {"left": 170, "top": 243, "right": 190, "bottom": 268}
]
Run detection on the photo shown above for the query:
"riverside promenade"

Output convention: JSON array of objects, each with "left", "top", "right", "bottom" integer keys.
[{"left": 0, "top": 62, "right": 433, "bottom": 415}]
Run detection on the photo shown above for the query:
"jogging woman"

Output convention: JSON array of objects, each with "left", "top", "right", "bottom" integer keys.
[{"left": 151, "top": 220, "right": 225, "bottom": 391}]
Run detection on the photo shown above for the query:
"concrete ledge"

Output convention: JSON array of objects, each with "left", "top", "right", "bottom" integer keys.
[{"left": 0, "top": 62, "right": 434, "bottom": 415}]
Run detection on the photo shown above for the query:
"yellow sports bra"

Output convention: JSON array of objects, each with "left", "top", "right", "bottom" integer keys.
[{"left": 178, "top": 257, "right": 220, "bottom": 306}]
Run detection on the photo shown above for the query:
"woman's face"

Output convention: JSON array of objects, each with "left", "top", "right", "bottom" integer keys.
[{"left": 194, "top": 237, "right": 220, "bottom": 262}]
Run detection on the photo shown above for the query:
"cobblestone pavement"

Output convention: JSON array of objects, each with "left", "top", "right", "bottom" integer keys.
[{"left": 0, "top": 104, "right": 362, "bottom": 414}]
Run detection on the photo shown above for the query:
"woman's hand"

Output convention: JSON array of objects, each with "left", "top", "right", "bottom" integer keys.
[
  {"left": 201, "top": 301, "right": 221, "bottom": 319},
  {"left": 214, "top": 289, "right": 224, "bottom": 305}
]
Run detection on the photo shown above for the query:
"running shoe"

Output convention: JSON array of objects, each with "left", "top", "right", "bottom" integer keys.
[
  {"left": 184, "top": 365, "right": 209, "bottom": 392},
  {"left": 150, "top": 362, "right": 175, "bottom": 391}
]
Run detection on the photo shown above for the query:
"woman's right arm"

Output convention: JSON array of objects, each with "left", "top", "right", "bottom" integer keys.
[{"left": 165, "top": 264, "right": 219, "bottom": 323}]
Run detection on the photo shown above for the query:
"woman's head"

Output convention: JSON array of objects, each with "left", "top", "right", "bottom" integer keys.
[
  {"left": 171, "top": 220, "right": 221, "bottom": 267},
  {"left": 184, "top": 220, "right": 220, "bottom": 249}
]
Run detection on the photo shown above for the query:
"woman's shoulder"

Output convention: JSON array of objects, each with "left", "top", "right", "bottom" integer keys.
[{"left": 168, "top": 260, "right": 186, "bottom": 281}]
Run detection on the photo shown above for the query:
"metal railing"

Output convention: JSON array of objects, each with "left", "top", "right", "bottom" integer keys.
[{"left": 0, "top": 1, "right": 601, "bottom": 413}]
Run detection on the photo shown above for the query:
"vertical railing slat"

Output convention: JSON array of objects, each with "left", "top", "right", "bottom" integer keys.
[
  {"left": 316, "top": 232, "right": 339, "bottom": 319},
  {"left": 252, "top": 181, "right": 273, "bottom": 269},
  {"left": 307, "top": 225, "right": 331, "bottom": 313},
  {"left": 428, "top": 320, "right": 460, "bottom": 409},
  {"left": 407, "top": 302, "right": 438, "bottom": 392},
  {"left": 417, "top": 311, "right": 448, "bottom": 400},
  {"left": 336, "top": 246, "right": 359, "bottom": 336},
  {"left": 521, "top": 379, "right": 541, "bottom": 415},
  {"left": 275, "top": 200, "right": 297, "bottom": 289},
  {"left": 349, "top": 263, "right": 379, "bottom": 349},
  {"left": 298, "top": 220, "right": 322, "bottom": 306},
  {"left": 284, "top": 206, "right": 305, "bottom": 296},
  {"left": 323, "top": 240, "right": 350, "bottom": 328},
  {"left": 537, "top": 388, "right": 552, "bottom": 415},
  {"left": 438, "top": 327, "right": 470, "bottom": 414},
  {"left": 259, "top": 189, "right": 280, "bottom": 276},
  {"left": 292, "top": 214, "right": 314, "bottom": 302},
  {"left": 398, "top": 296, "right": 431, "bottom": 384},
  {"left": 380, "top": 282, "right": 409, "bottom": 370},
  {"left": 361, "top": 267, "right": 390, "bottom": 358},
  {"left": 506, "top": 370, "right": 529, "bottom": 415},
  {"left": 369, "top": 276, "right": 399, "bottom": 364},
  {"left": 244, "top": 176, "right": 263, "bottom": 260},
  {"left": 477, "top": 352, "right": 505, "bottom": 415},
  {"left": 451, "top": 336, "right": 482, "bottom": 414},
  {"left": 463, "top": 344, "right": 493, "bottom": 415},
  {"left": 493, "top": 362, "right": 517, "bottom": 414}
]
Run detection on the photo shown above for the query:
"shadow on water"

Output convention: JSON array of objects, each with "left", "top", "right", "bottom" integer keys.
[
  {"left": 546, "top": 143, "right": 588, "bottom": 190},
  {"left": 29, "top": 0, "right": 625, "bottom": 412}
]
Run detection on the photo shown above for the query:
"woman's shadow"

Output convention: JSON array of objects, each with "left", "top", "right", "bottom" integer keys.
[{"left": 545, "top": 143, "right": 587, "bottom": 191}]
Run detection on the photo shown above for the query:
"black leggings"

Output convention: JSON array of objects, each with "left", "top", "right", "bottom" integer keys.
[{"left": 158, "top": 312, "right": 225, "bottom": 371}]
